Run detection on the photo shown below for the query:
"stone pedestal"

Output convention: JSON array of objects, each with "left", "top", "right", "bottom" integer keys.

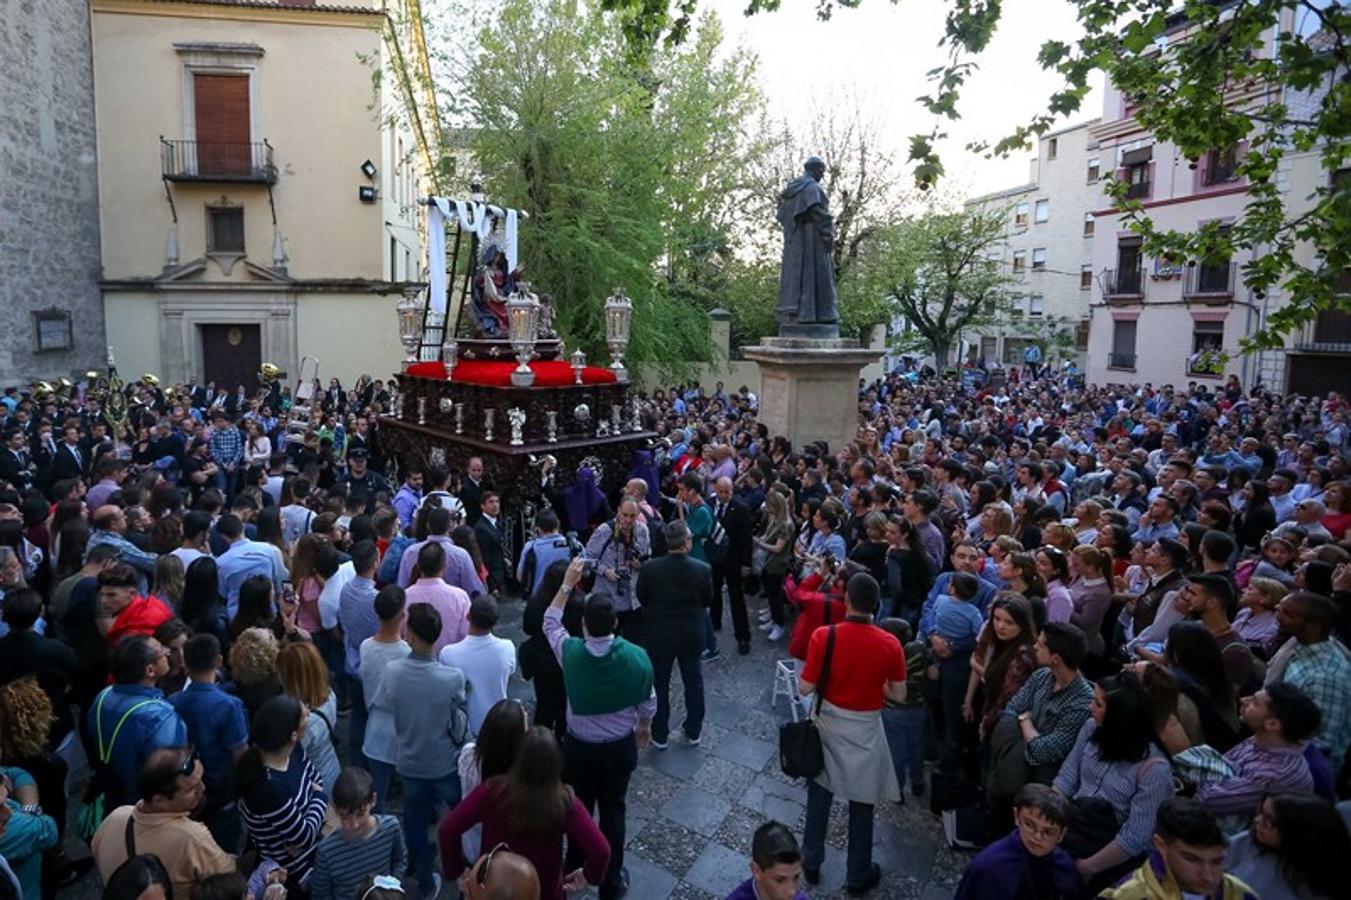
[{"left": 742, "top": 335, "right": 883, "bottom": 453}]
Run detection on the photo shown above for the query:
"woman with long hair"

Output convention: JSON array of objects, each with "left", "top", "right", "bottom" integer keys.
[
  {"left": 276, "top": 641, "right": 340, "bottom": 794},
  {"left": 973, "top": 505, "right": 1013, "bottom": 552},
  {"left": 236, "top": 694, "right": 329, "bottom": 893},
  {"left": 151, "top": 553, "right": 185, "bottom": 610},
  {"left": 1034, "top": 546, "right": 1073, "bottom": 623},
  {"left": 1071, "top": 499, "right": 1103, "bottom": 546},
  {"left": 1226, "top": 793, "right": 1349, "bottom": 899},
  {"left": 883, "top": 514, "right": 934, "bottom": 625},
  {"left": 1319, "top": 479, "right": 1351, "bottom": 540},
  {"left": 254, "top": 506, "right": 291, "bottom": 573},
  {"left": 1161, "top": 621, "right": 1240, "bottom": 751},
  {"left": 999, "top": 551, "right": 1047, "bottom": 628},
  {"left": 53, "top": 517, "right": 90, "bottom": 581},
  {"left": 289, "top": 533, "right": 327, "bottom": 637},
  {"left": 437, "top": 727, "right": 611, "bottom": 900},
  {"left": 48, "top": 498, "right": 86, "bottom": 573},
  {"left": 1235, "top": 479, "right": 1277, "bottom": 555},
  {"left": 1067, "top": 545, "right": 1113, "bottom": 660},
  {"left": 244, "top": 419, "right": 272, "bottom": 467},
  {"left": 964, "top": 592, "right": 1038, "bottom": 740},
  {"left": 1052, "top": 674, "right": 1174, "bottom": 890},
  {"left": 753, "top": 490, "right": 796, "bottom": 640},
  {"left": 229, "top": 575, "right": 283, "bottom": 642},
  {"left": 179, "top": 556, "right": 227, "bottom": 645},
  {"left": 964, "top": 480, "right": 999, "bottom": 538},
  {"left": 454, "top": 698, "right": 530, "bottom": 861},
  {"left": 451, "top": 524, "right": 489, "bottom": 587}
]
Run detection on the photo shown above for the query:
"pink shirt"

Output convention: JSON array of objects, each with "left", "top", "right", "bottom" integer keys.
[{"left": 404, "top": 577, "right": 471, "bottom": 656}]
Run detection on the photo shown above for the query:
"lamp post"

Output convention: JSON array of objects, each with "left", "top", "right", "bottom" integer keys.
[
  {"left": 396, "top": 289, "right": 425, "bottom": 371},
  {"left": 506, "top": 283, "right": 541, "bottom": 387},
  {"left": 570, "top": 348, "right": 587, "bottom": 385},
  {"left": 604, "top": 286, "right": 632, "bottom": 383}
]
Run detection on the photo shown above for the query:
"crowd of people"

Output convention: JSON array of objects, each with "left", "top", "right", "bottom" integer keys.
[{"left": 0, "top": 363, "right": 1348, "bottom": 900}]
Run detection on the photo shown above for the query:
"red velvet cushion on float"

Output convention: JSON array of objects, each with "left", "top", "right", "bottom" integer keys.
[{"left": 405, "top": 360, "right": 618, "bottom": 387}]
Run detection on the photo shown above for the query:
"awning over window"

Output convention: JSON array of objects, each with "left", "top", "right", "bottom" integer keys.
[{"left": 1121, "top": 146, "right": 1154, "bottom": 166}]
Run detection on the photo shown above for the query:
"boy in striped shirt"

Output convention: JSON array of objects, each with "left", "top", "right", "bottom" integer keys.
[{"left": 310, "top": 768, "right": 407, "bottom": 900}]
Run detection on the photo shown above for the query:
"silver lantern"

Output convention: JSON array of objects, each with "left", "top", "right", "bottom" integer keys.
[
  {"left": 506, "top": 283, "right": 541, "bottom": 387},
  {"left": 396, "top": 289, "right": 425, "bottom": 371},
  {"left": 603, "top": 286, "right": 632, "bottom": 383},
  {"left": 570, "top": 348, "right": 586, "bottom": 385}
]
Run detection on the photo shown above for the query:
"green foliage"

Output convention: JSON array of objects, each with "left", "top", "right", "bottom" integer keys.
[
  {"left": 456, "top": 0, "right": 768, "bottom": 377},
  {"left": 851, "top": 204, "right": 1018, "bottom": 367},
  {"left": 593, "top": 0, "right": 1351, "bottom": 352}
]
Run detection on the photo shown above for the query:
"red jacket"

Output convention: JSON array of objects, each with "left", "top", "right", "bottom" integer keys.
[
  {"left": 785, "top": 576, "right": 846, "bottom": 661},
  {"left": 106, "top": 595, "right": 174, "bottom": 649}
]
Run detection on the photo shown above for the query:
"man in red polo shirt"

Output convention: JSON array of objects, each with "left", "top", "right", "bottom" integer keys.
[
  {"left": 97, "top": 563, "right": 173, "bottom": 649},
  {"left": 798, "top": 573, "right": 906, "bottom": 895}
]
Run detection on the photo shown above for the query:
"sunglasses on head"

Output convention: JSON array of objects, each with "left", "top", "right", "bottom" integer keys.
[{"left": 476, "top": 842, "right": 510, "bottom": 887}]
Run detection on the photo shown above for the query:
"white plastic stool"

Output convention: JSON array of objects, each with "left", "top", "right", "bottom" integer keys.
[{"left": 773, "top": 659, "right": 800, "bottom": 722}]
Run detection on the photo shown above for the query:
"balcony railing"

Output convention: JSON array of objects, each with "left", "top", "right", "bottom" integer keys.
[
  {"left": 1108, "top": 352, "right": 1136, "bottom": 369},
  {"left": 1184, "top": 261, "right": 1237, "bottom": 300},
  {"left": 161, "top": 138, "right": 278, "bottom": 184},
  {"left": 1294, "top": 308, "right": 1351, "bottom": 352},
  {"left": 1125, "top": 179, "right": 1151, "bottom": 200},
  {"left": 1104, "top": 266, "right": 1145, "bottom": 300}
]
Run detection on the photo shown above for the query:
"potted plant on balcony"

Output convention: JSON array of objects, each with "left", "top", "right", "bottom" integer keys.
[{"left": 1189, "top": 347, "right": 1226, "bottom": 376}]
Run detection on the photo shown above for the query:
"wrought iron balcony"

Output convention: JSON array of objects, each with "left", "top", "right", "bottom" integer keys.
[
  {"left": 1294, "top": 308, "right": 1351, "bottom": 352},
  {"left": 1184, "top": 261, "right": 1236, "bottom": 301},
  {"left": 161, "top": 138, "right": 278, "bottom": 184},
  {"left": 1104, "top": 266, "right": 1145, "bottom": 300},
  {"left": 1125, "top": 179, "right": 1151, "bottom": 200},
  {"left": 1108, "top": 352, "right": 1136, "bottom": 369}
]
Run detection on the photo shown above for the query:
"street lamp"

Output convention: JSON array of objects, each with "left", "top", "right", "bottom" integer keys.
[
  {"left": 604, "top": 286, "right": 632, "bottom": 383},
  {"left": 396, "top": 288, "right": 424, "bottom": 371},
  {"left": 506, "top": 282, "right": 541, "bottom": 387}
]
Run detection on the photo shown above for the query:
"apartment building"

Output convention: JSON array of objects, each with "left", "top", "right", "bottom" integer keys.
[
  {"left": 1084, "top": 7, "right": 1348, "bottom": 393},
  {"left": 967, "top": 120, "right": 1106, "bottom": 368},
  {"left": 91, "top": 0, "right": 443, "bottom": 389}
]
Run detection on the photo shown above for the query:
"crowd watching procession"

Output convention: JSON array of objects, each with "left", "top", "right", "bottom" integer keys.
[{"left": 0, "top": 361, "right": 1348, "bottom": 900}]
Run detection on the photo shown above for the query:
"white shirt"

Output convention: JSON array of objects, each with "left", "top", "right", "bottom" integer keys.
[
  {"left": 170, "top": 547, "right": 207, "bottom": 570},
  {"left": 438, "top": 632, "right": 516, "bottom": 736},
  {"left": 318, "top": 561, "right": 356, "bottom": 630}
]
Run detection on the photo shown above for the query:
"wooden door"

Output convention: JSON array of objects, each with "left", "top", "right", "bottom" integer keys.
[
  {"left": 200, "top": 324, "right": 261, "bottom": 396},
  {"left": 194, "top": 73, "right": 251, "bottom": 176}
]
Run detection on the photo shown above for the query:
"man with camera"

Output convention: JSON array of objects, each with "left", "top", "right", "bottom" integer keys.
[{"left": 583, "top": 499, "right": 650, "bottom": 642}]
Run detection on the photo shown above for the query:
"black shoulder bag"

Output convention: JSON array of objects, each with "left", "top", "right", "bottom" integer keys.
[{"left": 778, "top": 625, "right": 836, "bottom": 779}]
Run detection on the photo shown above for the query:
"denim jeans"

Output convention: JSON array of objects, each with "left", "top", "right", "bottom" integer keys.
[
  {"left": 367, "top": 758, "right": 396, "bottom": 814},
  {"left": 344, "top": 671, "right": 367, "bottom": 769},
  {"left": 702, "top": 610, "right": 717, "bottom": 653},
  {"left": 881, "top": 704, "right": 927, "bottom": 792},
  {"left": 401, "top": 771, "right": 462, "bottom": 896},
  {"left": 650, "top": 651, "right": 704, "bottom": 743},
  {"left": 802, "top": 778, "right": 875, "bottom": 887}
]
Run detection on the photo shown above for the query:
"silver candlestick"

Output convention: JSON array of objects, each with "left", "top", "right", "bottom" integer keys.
[
  {"left": 417, "top": 396, "right": 427, "bottom": 425},
  {"left": 484, "top": 408, "right": 495, "bottom": 442},
  {"left": 630, "top": 400, "right": 642, "bottom": 432},
  {"left": 611, "top": 403, "right": 622, "bottom": 434},
  {"left": 454, "top": 402, "right": 464, "bottom": 435},
  {"left": 546, "top": 410, "right": 558, "bottom": 443},
  {"left": 507, "top": 408, "right": 526, "bottom": 446}
]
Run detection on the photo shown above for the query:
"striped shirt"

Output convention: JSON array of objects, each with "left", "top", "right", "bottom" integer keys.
[
  {"left": 239, "top": 747, "right": 329, "bottom": 887},
  {"left": 309, "top": 815, "right": 406, "bottom": 900},
  {"left": 1052, "top": 720, "right": 1175, "bottom": 858},
  {"left": 1196, "top": 738, "right": 1312, "bottom": 825}
]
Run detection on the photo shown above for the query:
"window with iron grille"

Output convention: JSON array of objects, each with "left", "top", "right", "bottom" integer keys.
[
  {"left": 1081, "top": 265, "right": 1093, "bottom": 290},
  {"left": 1086, "top": 157, "right": 1100, "bottom": 182},
  {"left": 206, "top": 206, "right": 244, "bottom": 253},
  {"left": 1204, "top": 146, "right": 1239, "bottom": 185}
]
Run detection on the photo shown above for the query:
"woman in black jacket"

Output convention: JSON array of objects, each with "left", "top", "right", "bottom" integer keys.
[
  {"left": 520, "top": 560, "right": 585, "bottom": 741},
  {"left": 883, "top": 514, "right": 933, "bottom": 628},
  {"left": 1235, "top": 479, "right": 1277, "bottom": 555}
]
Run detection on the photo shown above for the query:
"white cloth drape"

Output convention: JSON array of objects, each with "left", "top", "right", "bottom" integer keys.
[{"left": 425, "top": 197, "right": 523, "bottom": 315}]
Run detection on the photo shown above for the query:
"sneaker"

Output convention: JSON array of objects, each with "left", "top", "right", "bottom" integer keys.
[
  {"left": 758, "top": 609, "right": 773, "bottom": 623},
  {"left": 682, "top": 730, "right": 701, "bottom": 747},
  {"left": 650, "top": 737, "right": 669, "bottom": 750},
  {"left": 701, "top": 647, "right": 721, "bottom": 661},
  {"left": 758, "top": 620, "right": 776, "bottom": 632},
  {"left": 424, "top": 873, "right": 443, "bottom": 900},
  {"left": 767, "top": 624, "right": 785, "bottom": 641}
]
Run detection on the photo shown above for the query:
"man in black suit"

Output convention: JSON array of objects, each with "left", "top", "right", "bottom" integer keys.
[
  {"left": 461, "top": 456, "right": 487, "bottom": 526},
  {"left": 636, "top": 520, "right": 711, "bottom": 748},
  {"left": 711, "top": 475, "right": 754, "bottom": 654},
  {"left": 0, "top": 428, "right": 34, "bottom": 491},
  {"left": 473, "top": 490, "right": 508, "bottom": 594},
  {"left": 49, "top": 424, "right": 86, "bottom": 484}
]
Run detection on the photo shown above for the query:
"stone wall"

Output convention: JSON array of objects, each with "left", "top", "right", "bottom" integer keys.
[{"left": 0, "top": 0, "right": 105, "bottom": 382}]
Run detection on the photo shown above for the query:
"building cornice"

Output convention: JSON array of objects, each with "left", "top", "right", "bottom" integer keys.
[
  {"left": 1089, "top": 182, "right": 1250, "bottom": 217},
  {"left": 101, "top": 277, "right": 423, "bottom": 294},
  {"left": 91, "top": 0, "right": 383, "bottom": 29}
]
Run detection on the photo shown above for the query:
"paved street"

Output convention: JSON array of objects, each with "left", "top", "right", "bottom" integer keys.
[{"left": 59, "top": 592, "right": 967, "bottom": 900}]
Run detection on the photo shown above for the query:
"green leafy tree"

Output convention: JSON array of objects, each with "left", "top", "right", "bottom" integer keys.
[
  {"left": 598, "top": 0, "right": 1351, "bottom": 351},
  {"left": 450, "top": 0, "right": 767, "bottom": 374},
  {"left": 852, "top": 205, "right": 1018, "bottom": 367}
]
